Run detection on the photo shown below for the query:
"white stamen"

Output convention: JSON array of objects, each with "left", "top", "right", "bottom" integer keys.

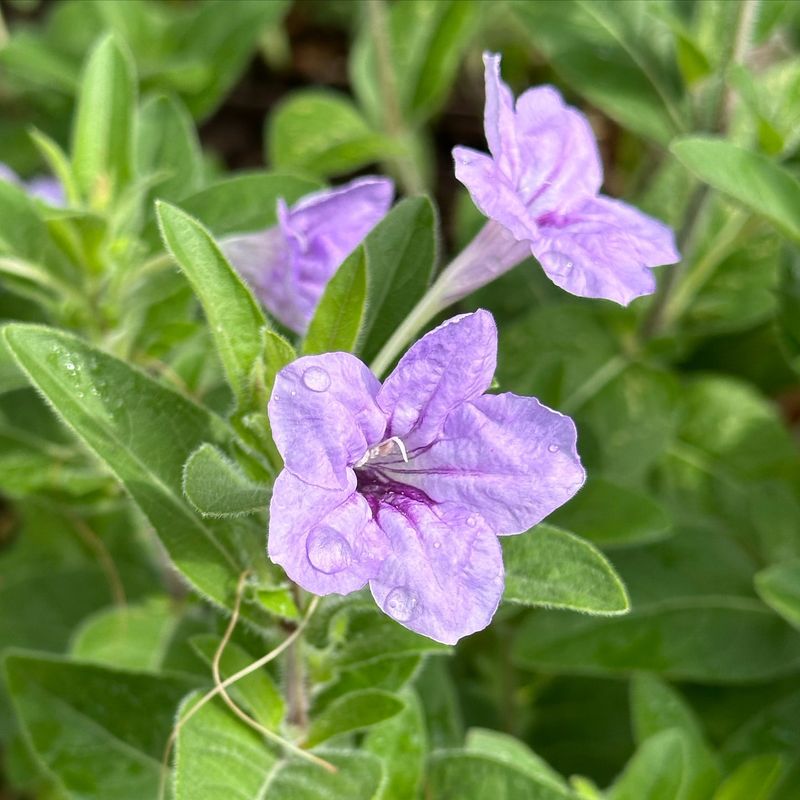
[
  {"left": 388, "top": 435, "right": 409, "bottom": 463},
  {"left": 353, "top": 435, "right": 409, "bottom": 468}
]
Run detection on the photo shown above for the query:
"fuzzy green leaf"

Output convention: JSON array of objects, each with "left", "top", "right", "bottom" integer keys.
[
  {"left": 503, "top": 524, "right": 630, "bottom": 615},
  {"left": 183, "top": 443, "right": 269, "bottom": 517}
]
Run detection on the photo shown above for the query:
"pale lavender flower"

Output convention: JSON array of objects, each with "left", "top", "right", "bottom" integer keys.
[
  {"left": 0, "top": 163, "right": 64, "bottom": 206},
  {"left": 222, "top": 176, "right": 393, "bottom": 334},
  {"left": 450, "top": 53, "right": 679, "bottom": 306},
  {"left": 268, "top": 310, "right": 585, "bottom": 644}
]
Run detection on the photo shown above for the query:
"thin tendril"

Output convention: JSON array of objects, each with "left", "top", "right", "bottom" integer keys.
[
  {"left": 211, "top": 574, "right": 336, "bottom": 772},
  {"left": 158, "top": 581, "right": 329, "bottom": 800}
]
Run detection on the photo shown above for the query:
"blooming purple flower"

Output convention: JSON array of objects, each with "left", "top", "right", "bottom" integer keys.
[
  {"left": 451, "top": 53, "right": 679, "bottom": 306},
  {"left": 0, "top": 163, "right": 64, "bottom": 206},
  {"left": 267, "top": 310, "right": 585, "bottom": 644},
  {"left": 222, "top": 176, "right": 393, "bottom": 334}
]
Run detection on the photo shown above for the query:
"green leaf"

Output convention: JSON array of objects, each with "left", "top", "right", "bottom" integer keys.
[
  {"left": 631, "top": 675, "right": 720, "bottom": 800},
  {"left": 0, "top": 503, "right": 152, "bottom": 658},
  {"left": 360, "top": 197, "right": 437, "bottom": 365},
  {"left": 511, "top": 0, "right": 686, "bottom": 145},
  {"left": 548, "top": 476, "right": 672, "bottom": 548},
  {"left": 174, "top": 691, "right": 278, "bottom": 800},
  {"left": 268, "top": 90, "right": 393, "bottom": 177},
  {"left": 712, "top": 754, "right": 785, "bottom": 800},
  {"left": 303, "top": 246, "right": 367, "bottom": 355},
  {"left": 136, "top": 94, "right": 203, "bottom": 204},
  {"left": 513, "top": 597, "right": 800, "bottom": 683},
  {"left": 183, "top": 443, "right": 269, "bottom": 517},
  {"left": 4, "top": 652, "right": 195, "bottom": 800},
  {"left": 608, "top": 728, "right": 686, "bottom": 800},
  {"left": 264, "top": 750, "right": 384, "bottom": 799},
  {"left": 71, "top": 34, "right": 136, "bottom": 201},
  {"left": 427, "top": 750, "right": 575, "bottom": 799},
  {"left": 143, "top": 172, "right": 321, "bottom": 246},
  {"left": 156, "top": 201, "right": 268, "bottom": 408},
  {"left": 304, "top": 689, "right": 405, "bottom": 748},
  {"left": 755, "top": 560, "right": 800, "bottom": 629},
  {"left": 2, "top": 324, "right": 268, "bottom": 624},
  {"left": 190, "top": 635, "right": 285, "bottom": 730},
  {"left": 465, "top": 729, "right": 569, "bottom": 792},
  {"left": 329, "top": 606, "right": 448, "bottom": 669},
  {"left": 503, "top": 524, "right": 630, "bottom": 615},
  {"left": 0, "top": 180, "right": 49, "bottom": 263},
  {"left": 29, "top": 128, "right": 81, "bottom": 208},
  {"left": 364, "top": 689, "right": 427, "bottom": 800},
  {"left": 70, "top": 598, "right": 180, "bottom": 671},
  {"left": 175, "top": 0, "right": 290, "bottom": 119},
  {"left": 777, "top": 251, "right": 800, "bottom": 374},
  {"left": 671, "top": 137, "right": 800, "bottom": 241},
  {"left": 351, "top": 0, "right": 480, "bottom": 124},
  {"left": 414, "top": 657, "right": 463, "bottom": 749}
]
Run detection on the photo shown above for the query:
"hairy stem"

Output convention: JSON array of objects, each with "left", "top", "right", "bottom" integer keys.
[{"left": 285, "top": 583, "right": 309, "bottom": 730}]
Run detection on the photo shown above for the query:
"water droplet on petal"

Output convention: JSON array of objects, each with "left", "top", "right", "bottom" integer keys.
[
  {"left": 548, "top": 443, "right": 560, "bottom": 453},
  {"left": 467, "top": 516, "right": 477, "bottom": 527},
  {"left": 540, "top": 251, "right": 574, "bottom": 278},
  {"left": 433, "top": 541, "right": 441, "bottom": 549},
  {"left": 302, "top": 366, "right": 331, "bottom": 392},
  {"left": 306, "top": 526, "right": 352, "bottom": 574},
  {"left": 385, "top": 587, "right": 417, "bottom": 622}
]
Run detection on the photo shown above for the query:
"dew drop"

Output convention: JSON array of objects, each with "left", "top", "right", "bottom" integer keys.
[
  {"left": 548, "top": 443, "right": 560, "bottom": 453},
  {"left": 290, "top": 390, "right": 296, "bottom": 397},
  {"left": 384, "top": 587, "right": 418, "bottom": 622},
  {"left": 539, "top": 251, "right": 574, "bottom": 277},
  {"left": 466, "top": 515, "right": 477, "bottom": 527},
  {"left": 306, "top": 526, "right": 352, "bottom": 574},
  {"left": 302, "top": 366, "right": 331, "bottom": 392},
  {"left": 433, "top": 541, "right": 441, "bottom": 549}
]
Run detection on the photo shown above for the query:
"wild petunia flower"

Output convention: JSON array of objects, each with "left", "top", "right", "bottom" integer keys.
[
  {"left": 268, "top": 310, "right": 585, "bottom": 644},
  {"left": 0, "top": 163, "right": 64, "bottom": 206},
  {"left": 222, "top": 176, "right": 393, "bottom": 335},
  {"left": 448, "top": 52, "right": 679, "bottom": 306}
]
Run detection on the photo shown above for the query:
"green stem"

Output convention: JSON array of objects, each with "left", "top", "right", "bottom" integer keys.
[
  {"left": 370, "top": 283, "right": 444, "bottom": 377},
  {"left": 641, "top": 0, "right": 759, "bottom": 340},
  {"left": 366, "top": 0, "right": 424, "bottom": 195},
  {"left": 639, "top": 184, "right": 710, "bottom": 339},
  {"left": 660, "top": 210, "right": 752, "bottom": 329}
]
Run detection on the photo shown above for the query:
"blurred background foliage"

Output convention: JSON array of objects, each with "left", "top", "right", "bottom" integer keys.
[{"left": 1, "top": 0, "right": 800, "bottom": 798}]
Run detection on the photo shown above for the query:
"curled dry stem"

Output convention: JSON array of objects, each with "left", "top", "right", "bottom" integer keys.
[{"left": 158, "top": 575, "right": 333, "bottom": 800}]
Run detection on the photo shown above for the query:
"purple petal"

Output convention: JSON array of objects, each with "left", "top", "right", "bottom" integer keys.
[
  {"left": 532, "top": 196, "right": 680, "bottom": 305},
  {"left": 222, "top": 176, "right": 393, "bottom": 335},
  {"left": 279, "top": 176, "right": 394, "bottom": 332},
  {"left": 453, "top": 146, "right": 538, "bottom": 242},
  {"left": 269, "top": 471, "right": 388, "bottom": 595},
  {"left": 269, "top": 352, "right": 386, "bottom": 490},
  {"left": 513, "top": 86, "right": 603, "bottom": 215},
  {"left": 483, "top": 52, "right": 521, "bottom": 180},
  {"left": 221, "top": 227, "right": 298, "bottom": 328},
  {"left": 385, "top": 393, "right": 585, "bottom": 534},
  {"left": 378, "top": 310, "right": 497, "bottom": 449},
  {"left": 0, "top": 163, "right": 21, "bottom": 186},
  {"left": 370, "top": 500, "right": 503, "bottom": 645},
  {"left": 26, "top": 177, "right": 64, "bottom": 206}
]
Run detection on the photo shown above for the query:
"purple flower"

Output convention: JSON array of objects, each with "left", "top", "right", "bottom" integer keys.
[
  {"left": 451, "top": 53, "right": 679, "bottom": 306},
  {"left": 222, "top": 176, "right": 393, "bottom": 334},
  {"left": 0, "top": 163, "right": 64, "bottom": 206},
  {"left": 267, "top": 310, "right": 585, "bottom": 644}
]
